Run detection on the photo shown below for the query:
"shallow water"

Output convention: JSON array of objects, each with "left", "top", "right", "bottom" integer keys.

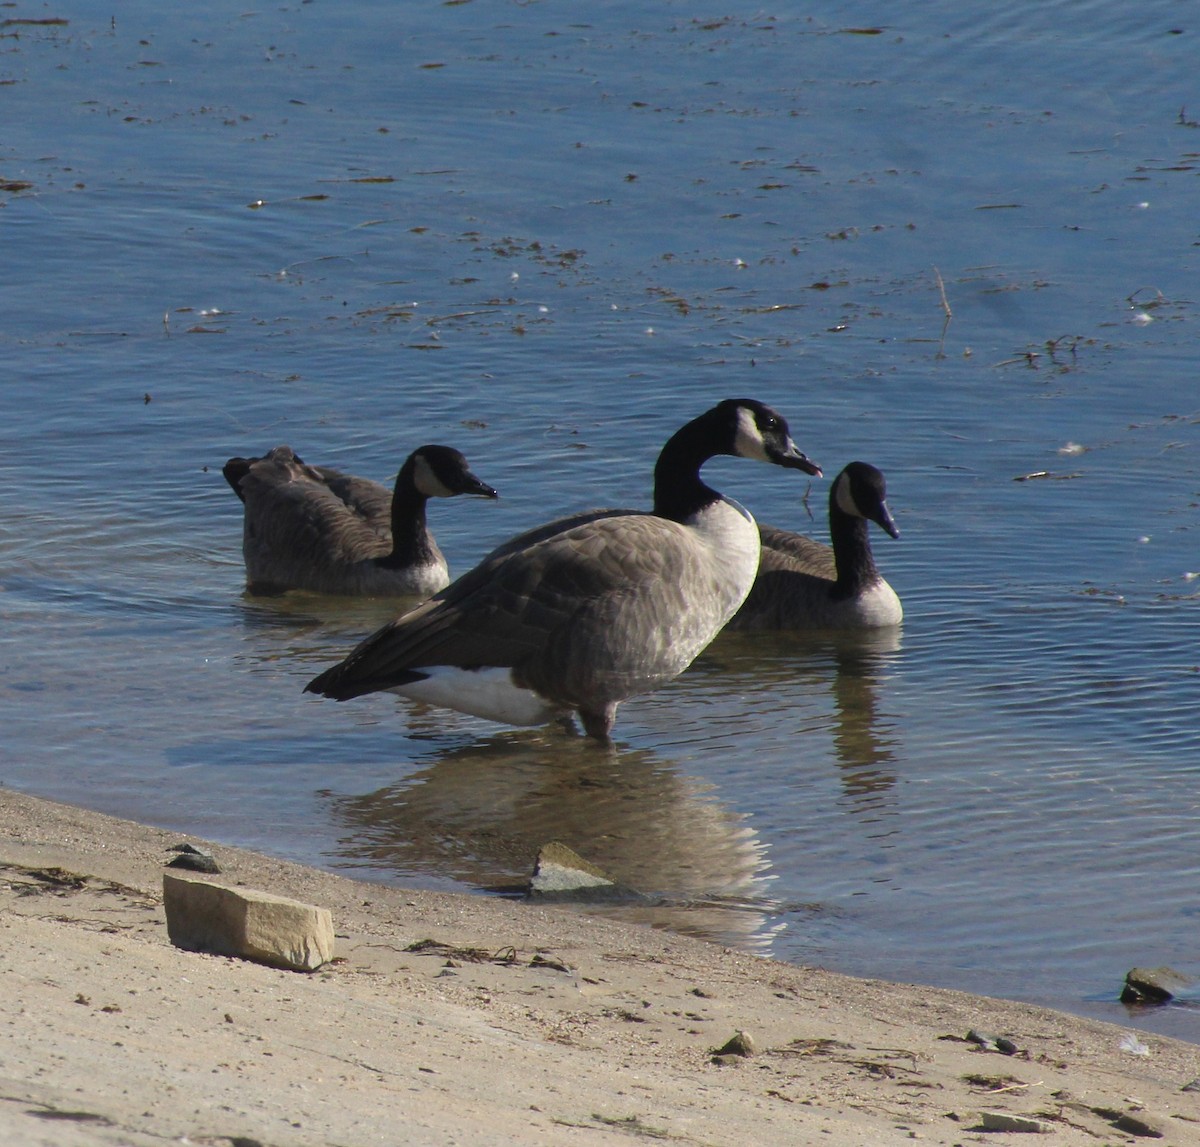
[{"left": 2, "top": 2, "right": 1198, "bottom": 1041}]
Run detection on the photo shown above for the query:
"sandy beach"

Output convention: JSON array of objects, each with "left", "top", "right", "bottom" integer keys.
[{"left": 2, "top": 785, "right": 1197, "bottom": 1146}]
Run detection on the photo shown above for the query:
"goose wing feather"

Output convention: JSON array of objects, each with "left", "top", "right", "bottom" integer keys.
[
  {"left": 305, "top": 465, "right": 393, "bottom": 532},
  {"left": 240, "top": 453, "right": 393, "bottom": 574},
  {"left": 755, "top": 524, "right": 836, "bottom": 579}
]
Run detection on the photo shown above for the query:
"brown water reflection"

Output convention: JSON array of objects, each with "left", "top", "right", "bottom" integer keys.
[
  {"left": 325, "top": 627, "right": 904, "bottom": 948},
  {"left": 693, "top": 627, "right": 904, "bottom": 816},
  {"left": 330, "top": 731, "right": 775, "bottom": 947}
]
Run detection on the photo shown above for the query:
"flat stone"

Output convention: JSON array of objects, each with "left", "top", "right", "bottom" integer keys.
[
  {"left": 979, "top": 1110, "right": 1052, "bottom": 1133},
  {"left": 162, "top": 873, "right": 334, "bottom": 971}
]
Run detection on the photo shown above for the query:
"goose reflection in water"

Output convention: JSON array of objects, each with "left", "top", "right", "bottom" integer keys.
[
  {"left": 231, "top": 583, "right": 901, "bottom": 950},
  {"left": 675, "top": 626, "right": 904, "bottom": 819},
  {"left": 233, "top": 585, "right": 427, "bottom": 641},
  {"left": 327, "top": 732, "right": 778, "bottom": 950},
  {"left": 825, "top": 629, "right": 903, "bottom": 813}
]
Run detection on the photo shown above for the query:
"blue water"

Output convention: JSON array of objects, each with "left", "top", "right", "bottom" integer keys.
[{"left": 2, "top": 2, "right": 1198, "bottom": 1041}]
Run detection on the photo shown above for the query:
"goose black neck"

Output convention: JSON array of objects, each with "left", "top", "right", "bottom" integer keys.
[
  {"left": 377, "top": 458, "right": 438, "bottom": 569},
  {"left": 828, "top": 500, "right": 880, "bottom": 600},
  {"left": 652, "top": 413, "right": 724, "bottom": 522}
]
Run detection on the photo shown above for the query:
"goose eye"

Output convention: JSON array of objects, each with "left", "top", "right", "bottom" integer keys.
[{"left": 760, "top": 415, "right": 779, "bottom": 432}]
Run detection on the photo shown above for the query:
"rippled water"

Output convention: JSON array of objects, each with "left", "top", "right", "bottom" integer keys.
[{"left": 2, "top": 2, "right": 1198, "bottom": 1041}]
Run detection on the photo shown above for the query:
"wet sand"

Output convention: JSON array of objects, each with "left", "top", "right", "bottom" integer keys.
[{"left": 2, "top": 786, "right": 1197, "bottom": 1146}]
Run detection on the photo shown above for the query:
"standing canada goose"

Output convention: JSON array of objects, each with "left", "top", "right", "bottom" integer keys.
[
  {"left": 727, "top": 461, "right": 902, "bottom": 631},
  {"left": 305, "top": 398, "right": 821, "bottom": 740},
  {"left": 222, "top": 444, "right": 498, "bottom": 597}
]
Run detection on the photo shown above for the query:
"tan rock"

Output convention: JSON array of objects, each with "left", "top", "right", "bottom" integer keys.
[
  {"left": 162, "top": 872, "right": 334, "bottom": 971},
  {"left": 527, "top": 841, "right": 619, "bottom": 898},
  {"left": 711, "top": 1030, "right": 757, "bottom": 1058},
  {"left": 979, "top": 1110, "right": 1053, "bottom": 1133}
]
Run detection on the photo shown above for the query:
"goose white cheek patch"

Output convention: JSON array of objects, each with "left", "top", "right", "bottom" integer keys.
[
  {"left": 834, "top": 472, "right": 859, "bottom": 518},
  {"left": 732, "top": 407, "right": 771, "bottom": 462}
]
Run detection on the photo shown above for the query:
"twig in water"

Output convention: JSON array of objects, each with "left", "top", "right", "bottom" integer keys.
[{"left": 933, "top": 266, "right": 952, "bottom": 318}]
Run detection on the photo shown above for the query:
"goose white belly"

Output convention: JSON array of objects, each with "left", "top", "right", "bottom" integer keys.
[
  {"left": 300, "top": 555, "right": 448, "bottom": 598},
  {"left": 246, "top": 551, "right": 448, "bottom": 598},
  {"left": 387, "top": 666, "right": 560, "bottom": 727}
]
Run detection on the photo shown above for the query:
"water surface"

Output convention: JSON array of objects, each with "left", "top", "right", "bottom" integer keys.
[{"left": 2, "top": 2, "right": 1198, "bottom": 1041}]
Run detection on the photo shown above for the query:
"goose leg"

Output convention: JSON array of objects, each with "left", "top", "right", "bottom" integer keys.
[{"left": 578, "top": 704, "right": 617, "bottom": 742}]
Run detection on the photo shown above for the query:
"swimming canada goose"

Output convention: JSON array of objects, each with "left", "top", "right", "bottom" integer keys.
[
  {"left": 305, "top": 398, "right": 821, "bottom": 740},
  {"left": 727, "top": 461, "right": 902, "bottom": 631},
  {"left": 222, "top": 444, "right": 498, "bottom": 597}
]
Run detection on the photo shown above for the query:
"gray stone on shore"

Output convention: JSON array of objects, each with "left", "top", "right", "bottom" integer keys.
[
  {"left": 162, "top": 872, "right": 334, "bottom": 972},
  {"left": 966, "top": 1028, "right": 1020, "bottom": 1055},
  {"left": 165, "top": 843, "right": 221, "bottom": 874}
]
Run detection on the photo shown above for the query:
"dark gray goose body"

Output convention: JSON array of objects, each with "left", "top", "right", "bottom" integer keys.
[
  {"left": 305, "top": 399, "right": 821, "bottom": 740},
  {"left": 728, "top": 461, "right": 901, "bottom": 631},
  {"left": 223, "top": 444, "right": 497, "bottom": 597}
]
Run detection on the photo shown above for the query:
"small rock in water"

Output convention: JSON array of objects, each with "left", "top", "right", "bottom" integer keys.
[
  {"left": 1122, "top": 966, "right": 1195, "bottom": 1006},
  {"left": 526, "top": 842, "right": 639, "bottom": 903}
]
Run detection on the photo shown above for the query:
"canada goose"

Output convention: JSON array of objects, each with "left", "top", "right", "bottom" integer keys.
[
  {"left": 727, "top": 461, "right": 901, "bottom": 631},
  {"left": 305, "top": 398, "right": 821, "bottom": 740},
  {"left": 223, "top": 444, "right": 498, "bottom": 597}
]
